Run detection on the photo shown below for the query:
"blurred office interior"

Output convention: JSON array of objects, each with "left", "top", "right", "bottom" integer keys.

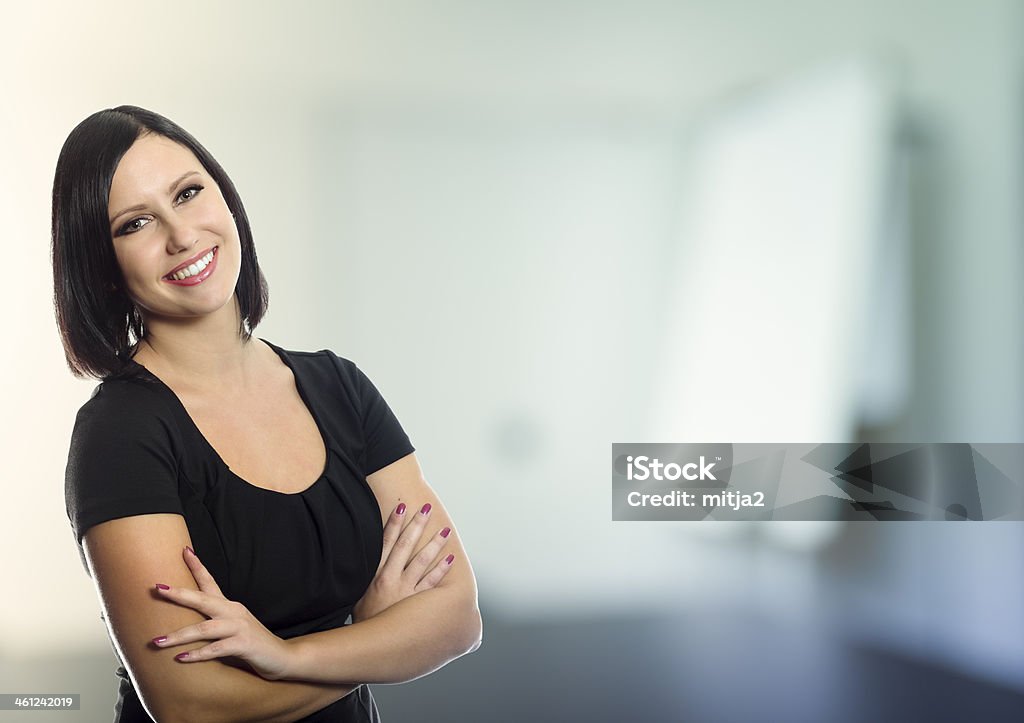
[{"left": 1, "top": 1, "right": 1023, "bottom": 720}]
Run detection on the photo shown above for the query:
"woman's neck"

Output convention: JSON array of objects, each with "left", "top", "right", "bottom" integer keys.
[{"left": 131, "top": 297, "right": 265, "bottom": 392}]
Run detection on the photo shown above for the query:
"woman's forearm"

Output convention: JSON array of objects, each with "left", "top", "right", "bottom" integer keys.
[
  {"left": 175, "top": 583, "right": 481, "bottom": 720},
  {"left": 161, "top": 661, "right": 359, "bottom": 723},
  {"left": 83, "top": 515, "right": 362, "bottom": 723},
  {"left": 283, "top": 585, "right": 483, "bottom": 685}
]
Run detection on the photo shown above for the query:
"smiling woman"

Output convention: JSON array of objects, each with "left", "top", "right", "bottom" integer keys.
[
  {"left": 105, "top": 134, "right": 241, "bottom": 322},
  {"left": 52, "top": 106, "right": 269, "bottom": 381},
  {"left": 51, "top": 107, "right": 482, "bottom": 723}
]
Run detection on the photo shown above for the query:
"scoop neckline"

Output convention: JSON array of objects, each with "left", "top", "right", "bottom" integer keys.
[{"left": 126, "top": 338, "right": 331, "bottom": 496}]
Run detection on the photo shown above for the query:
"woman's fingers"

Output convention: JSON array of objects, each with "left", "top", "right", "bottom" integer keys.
[
  {"left": 380, "top": 503, "right": 433, "bottom": 573},
  {"left": 182, "top": 546, "right": 224, "bottom": 597},
  {"left": 414, "top": 552, "right": 456, "bottom": 592},
  {"left": 151, "top": 617, "right": 237, "bottom": 649},
  {"left": 378, "top": 502, "right": 408, "bottom": 572},
  {"left": 148, "top": 589, "right": 293, "bottom": 679},
  {"left": 350, "top": 501, "right": 456, "bottom": 621},
  {"left": 153, "top": 582, "right": 230, "bottom": 619},
  {"left": 170, "top": 642, "right": 224, "bottom": 663},
  {"left": 404, "top": 525, "right": 452, "bottom": 580}
]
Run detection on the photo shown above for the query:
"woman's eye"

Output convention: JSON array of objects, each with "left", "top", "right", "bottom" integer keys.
[
  {"left": 177, "top": 184, "right": 204, "bottom": 203},
  {"left": 116, "top": 217, "right": 151, "bottom": 236},
  {"left": 113, "top": 185, "right": 204, "bottom": 236}
]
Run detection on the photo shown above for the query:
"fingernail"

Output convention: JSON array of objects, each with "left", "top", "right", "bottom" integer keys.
[
  {"left": 186, "top": 546, "right": 195, "bottom": 556},
  {"left": 175, "top": 652, "right": 189, "bottom": 661},
  {"left": 155, "top": 583, "right": 170, "bottom": 591},
  {"left": 396, "top": 503, "right": 406, "bottom": 515},
  {"left": 420, "top": 503, "right": 431, "bottom": 515},
  {"left": 152, "top": 636, "right": 167, "bottom": 645},
  {"left": 441, "top": 527, "right": 451, "bottom": 538},
  {"left": 445, "top": 554, "right": 455, "bottom": 565}
]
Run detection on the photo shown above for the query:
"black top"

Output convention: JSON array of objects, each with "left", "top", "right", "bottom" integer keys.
[{"left": 64, "top": 339, "right": 415, "bottom": 722}]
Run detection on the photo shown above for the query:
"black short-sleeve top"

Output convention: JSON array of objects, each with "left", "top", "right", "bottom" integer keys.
[{"left": 64, "top": 339, "right": 415, "bottom": 722}]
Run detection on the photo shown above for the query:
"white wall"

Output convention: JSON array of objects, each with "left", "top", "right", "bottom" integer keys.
[{"left": 1, "top": 0, "right": 1021, "bottom": 689}]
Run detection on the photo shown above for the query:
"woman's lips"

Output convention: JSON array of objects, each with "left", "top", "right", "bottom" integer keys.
[{"left": 163, "top": 247, "right": 218, "bottom": 286}]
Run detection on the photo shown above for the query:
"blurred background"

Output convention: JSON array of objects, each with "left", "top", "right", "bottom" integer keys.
[{"left": 2, "top": 0, "right": 1023, "bottom": 720}]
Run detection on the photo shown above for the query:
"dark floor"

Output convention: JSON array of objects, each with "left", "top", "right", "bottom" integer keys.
[
  {"left": 371, "top": 607, "right": 1024, "bottom": 723},
  {"left": 4, "top": 607, "right": 1022, "bottom": 722}
]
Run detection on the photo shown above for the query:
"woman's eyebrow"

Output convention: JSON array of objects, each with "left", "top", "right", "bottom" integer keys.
[{"left": 109, "top": 171, "right": 201, "bottom": 226}]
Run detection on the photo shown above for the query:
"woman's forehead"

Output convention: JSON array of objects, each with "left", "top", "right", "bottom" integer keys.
[{"left": 108, "top": 135, "right": 204, "bottom": 205}]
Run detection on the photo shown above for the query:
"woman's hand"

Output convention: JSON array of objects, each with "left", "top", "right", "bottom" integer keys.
[
  {"left": 150, "top": 547, "right": 295, "bottom": 681},
  {"left": 353, "top": 502, "right": 456, "bottom": 622}
]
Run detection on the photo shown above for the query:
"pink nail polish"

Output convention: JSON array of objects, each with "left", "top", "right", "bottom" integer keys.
[
  {"left": 441, "top": 527, "right": 451, "bottom": 538},
  {"left": 155, "top": 583, "right": 170, "bottom": 591},
  {"left": 186, "top": 546, "right": 195, "bottom": 556},
  {"left": 396, "top": 503, "right": 406, "bottom": 515},
  {"left": 152, "top": 636, "right": 167, "bottom": 645},
  {"left": 445, "top": 553, "right": 455, "bottom": 565},
  {"left": 420, "top": 503, "right": 431, "bottom": 515},
  {"left": 175, "top": 652, "right": 189, "bottom": 661}
]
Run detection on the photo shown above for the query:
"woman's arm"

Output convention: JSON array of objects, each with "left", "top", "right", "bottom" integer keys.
[
  {"left": 83, "top": 514, "right": 359, "bottom": 723},
  {"left": 117, "top": 453, "right": 481, "bottom": 692},
  {"left": 282, "top": 453, "right": 483, "bottom": 684},
  {"left": 286, "top": 583, "right": 481, "bottom": 684}
]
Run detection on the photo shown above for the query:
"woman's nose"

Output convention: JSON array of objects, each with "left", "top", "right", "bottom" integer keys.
[{"left": 164, "top": 216, "right": 197, "bottom": 253}]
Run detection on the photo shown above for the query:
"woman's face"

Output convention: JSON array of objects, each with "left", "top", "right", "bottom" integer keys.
[{"left": 107, "top": 133, "right": 242, "bottom": 325}]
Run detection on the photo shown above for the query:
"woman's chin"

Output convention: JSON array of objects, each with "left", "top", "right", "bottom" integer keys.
[{"left": 136, "top": 294, "right": 241, "bottom": 325}]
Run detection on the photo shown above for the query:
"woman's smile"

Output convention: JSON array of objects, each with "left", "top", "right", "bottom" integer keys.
[
  {"left": 107, "top": 133, "right": 242, "bottom": 320},
  {"left": 163, "top": 246, "right": 219, "bottom": 286}
]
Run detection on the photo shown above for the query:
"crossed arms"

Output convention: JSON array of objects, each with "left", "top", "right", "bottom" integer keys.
[{"left": 83, "top": 453, "right": 482, "bottom": 723}]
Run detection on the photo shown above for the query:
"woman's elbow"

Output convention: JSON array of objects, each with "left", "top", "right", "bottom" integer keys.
[
  {"left": 439, "top": 583, "right": 483, "bottom": 658},
  {"left": 459, "top": 604, "right": 484, "bottom": 657}
]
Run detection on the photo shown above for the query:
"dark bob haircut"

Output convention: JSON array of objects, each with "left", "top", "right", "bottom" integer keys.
[{"left": 51, "top": 105, "right": 269, "bottom": 380}]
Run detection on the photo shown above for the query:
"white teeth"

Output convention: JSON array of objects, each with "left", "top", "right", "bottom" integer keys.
[{"left": 170, "top": 249, "right": 215, "bottom": 280}]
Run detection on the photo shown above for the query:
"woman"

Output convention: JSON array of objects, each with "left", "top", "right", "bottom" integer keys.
[{"left": 53, "top": 106, "right": 482, "bottom": 723}]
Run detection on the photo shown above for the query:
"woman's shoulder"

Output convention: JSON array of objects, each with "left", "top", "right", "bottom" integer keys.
[
  {"left": 261, "top": 338, "right": 362, "bottom": 384},
  {"left": 73, "top": 373, "right": 176, "bottom": 432},
  {"left": 262, "top": 340, "right": 394, "bottom": 419},
  {"left": 263, "top": 338, "right": 354, "bottom": 364}
]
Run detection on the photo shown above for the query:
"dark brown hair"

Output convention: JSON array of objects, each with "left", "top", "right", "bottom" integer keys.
[{"left": 51, "top": 105, "right": 269, "bottom": 380}]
